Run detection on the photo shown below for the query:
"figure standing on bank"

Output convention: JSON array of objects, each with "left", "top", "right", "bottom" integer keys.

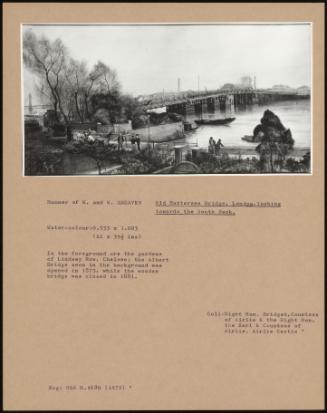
[{"left": 215, "top": 138, "right": 224, "bottom": 155}]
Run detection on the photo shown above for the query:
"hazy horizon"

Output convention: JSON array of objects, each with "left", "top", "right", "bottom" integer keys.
[{"left": 23, "top": 24, "right": 311, "bottom": 104}]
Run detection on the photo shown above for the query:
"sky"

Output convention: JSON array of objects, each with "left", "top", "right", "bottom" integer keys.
[{"left": 23, "top": 24, "right": 311, "bottom": 104}]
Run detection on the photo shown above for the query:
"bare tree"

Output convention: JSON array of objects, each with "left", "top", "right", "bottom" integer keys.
[
  {"left": 82, "top": 65, "right": 103, "bottom": 120},
  {"left": 23, "top": 30, "right": 69, "bottom": 123},
  {"left": 92, "top": 61, "right": 121, "bottom": 96},
  {"left": 64, "top": 58, "right": 88, "bottom": 122},
  {"left": 24, "top": 32, "right": 123, "bottom": 125}
]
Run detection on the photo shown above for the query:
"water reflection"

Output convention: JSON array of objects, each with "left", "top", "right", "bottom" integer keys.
[{"left": 183, "top": 99, "right": 311, "bottom": 149}]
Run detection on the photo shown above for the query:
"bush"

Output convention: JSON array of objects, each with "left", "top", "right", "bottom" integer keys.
[
  {"left": 52, "top": 123, "right": 66, "bottom": 136},
  {"left": 25, "top": 141, "right": 64, "bottom": 175},
  {"left": 24, "top": 119, "right": 42, "bottom": 135}
]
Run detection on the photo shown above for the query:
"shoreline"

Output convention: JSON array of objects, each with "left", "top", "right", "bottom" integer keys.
[
  {"left": 155, "top": 138, "right": 310, "bottom": 158},
  {"left": 218, "top": 146, "right": 310, "bottom": 157}
]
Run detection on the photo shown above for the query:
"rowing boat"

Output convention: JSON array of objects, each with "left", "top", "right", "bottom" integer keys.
[{"left": 195, "top": 117, "right": 236, "bottom": 125}]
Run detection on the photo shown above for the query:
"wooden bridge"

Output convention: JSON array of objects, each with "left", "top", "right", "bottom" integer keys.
[
  {"left": 144, "top": 87, "right": 309, "bottom": 114},
  {"left": 145, "top": 89, "right": 257, "bottom": 116},
  {"left": 146, "top": 88, "right": 254, "bottom": 111}
]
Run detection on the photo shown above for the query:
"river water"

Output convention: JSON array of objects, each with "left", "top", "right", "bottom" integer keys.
[
  {"left": 182, "top": 99, "right": 311, "bottom": 149},
  {"left": 61, "top": 99, "right": 311, "bottom": 174}
]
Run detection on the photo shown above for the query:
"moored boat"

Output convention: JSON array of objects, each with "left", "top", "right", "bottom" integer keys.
[
  {"left": 242, "top": 135, "right": 254, "bottom": 142},
  {"left": 195, "top": 117, "right": 236, "bottom": 125}
]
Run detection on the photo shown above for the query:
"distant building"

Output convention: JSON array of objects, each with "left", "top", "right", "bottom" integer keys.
[
  {"left": 271, "top": 84, "right": 296, "bottom": 93},
  {"left": 240, "top": 76, "right": 253, "bottom": 88},
  {"left": 297, "top": 85, "right": 310, "bottom": 95},
  {"left": 220, "top": 83, "right": 236, "bottom": 90}
]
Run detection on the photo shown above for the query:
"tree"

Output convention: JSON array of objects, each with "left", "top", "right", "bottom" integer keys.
[
  {"left": 118, "top": 94, "right": 139, "bottom": 120},
  {"left": 92, "top": 61, "right": 121, "bottom": 96},
  {"left": 23, "top": 30, "right": 69, "bottom": 124},
  {"left": 64, "top": 58, "right": 88, "bottom": 122},
  {"left": 89, "top": 61, "right": 123, "bottom": 122},
  {"left": 23, "top": 31, "right": 126, "bottom": 126},
  {"left": 82, "top": 66, "right": 103, "bottom": 120},
  {"left": 254, "top": 110, "right": 294, "bottom": 173}
]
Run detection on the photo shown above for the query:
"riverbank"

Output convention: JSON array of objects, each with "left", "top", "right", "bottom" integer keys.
[
  {"left": 218, "top": 145, "right": 310, "bottom": 159},
  {"left": 24, "top": 101, "right": 311, "bottom": 175}
]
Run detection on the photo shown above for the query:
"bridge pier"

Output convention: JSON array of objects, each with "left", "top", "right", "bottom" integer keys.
[
  {"left": 194, "top": 101, "right": 205, "bottom": 115},
  {"left": 168, "top": 103, "right": 187, "bottom": 116},
  {"left": 226, "top": 94, "right": 234, "bottom": 106},
  {"left": 207, "top": 98, "right": 215, "bottom": 113},
  {"left": 185, "top": 102, "right": 195, "bottom": 115},
  {"left": 246, "top": 93, "right": 254, "bottom": 105},
  {"left": 218, "top": 96, "right": 226, "bottom": 112},
  {"left": 234, "top": 93, "right": 247, "bottom": 107}
]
